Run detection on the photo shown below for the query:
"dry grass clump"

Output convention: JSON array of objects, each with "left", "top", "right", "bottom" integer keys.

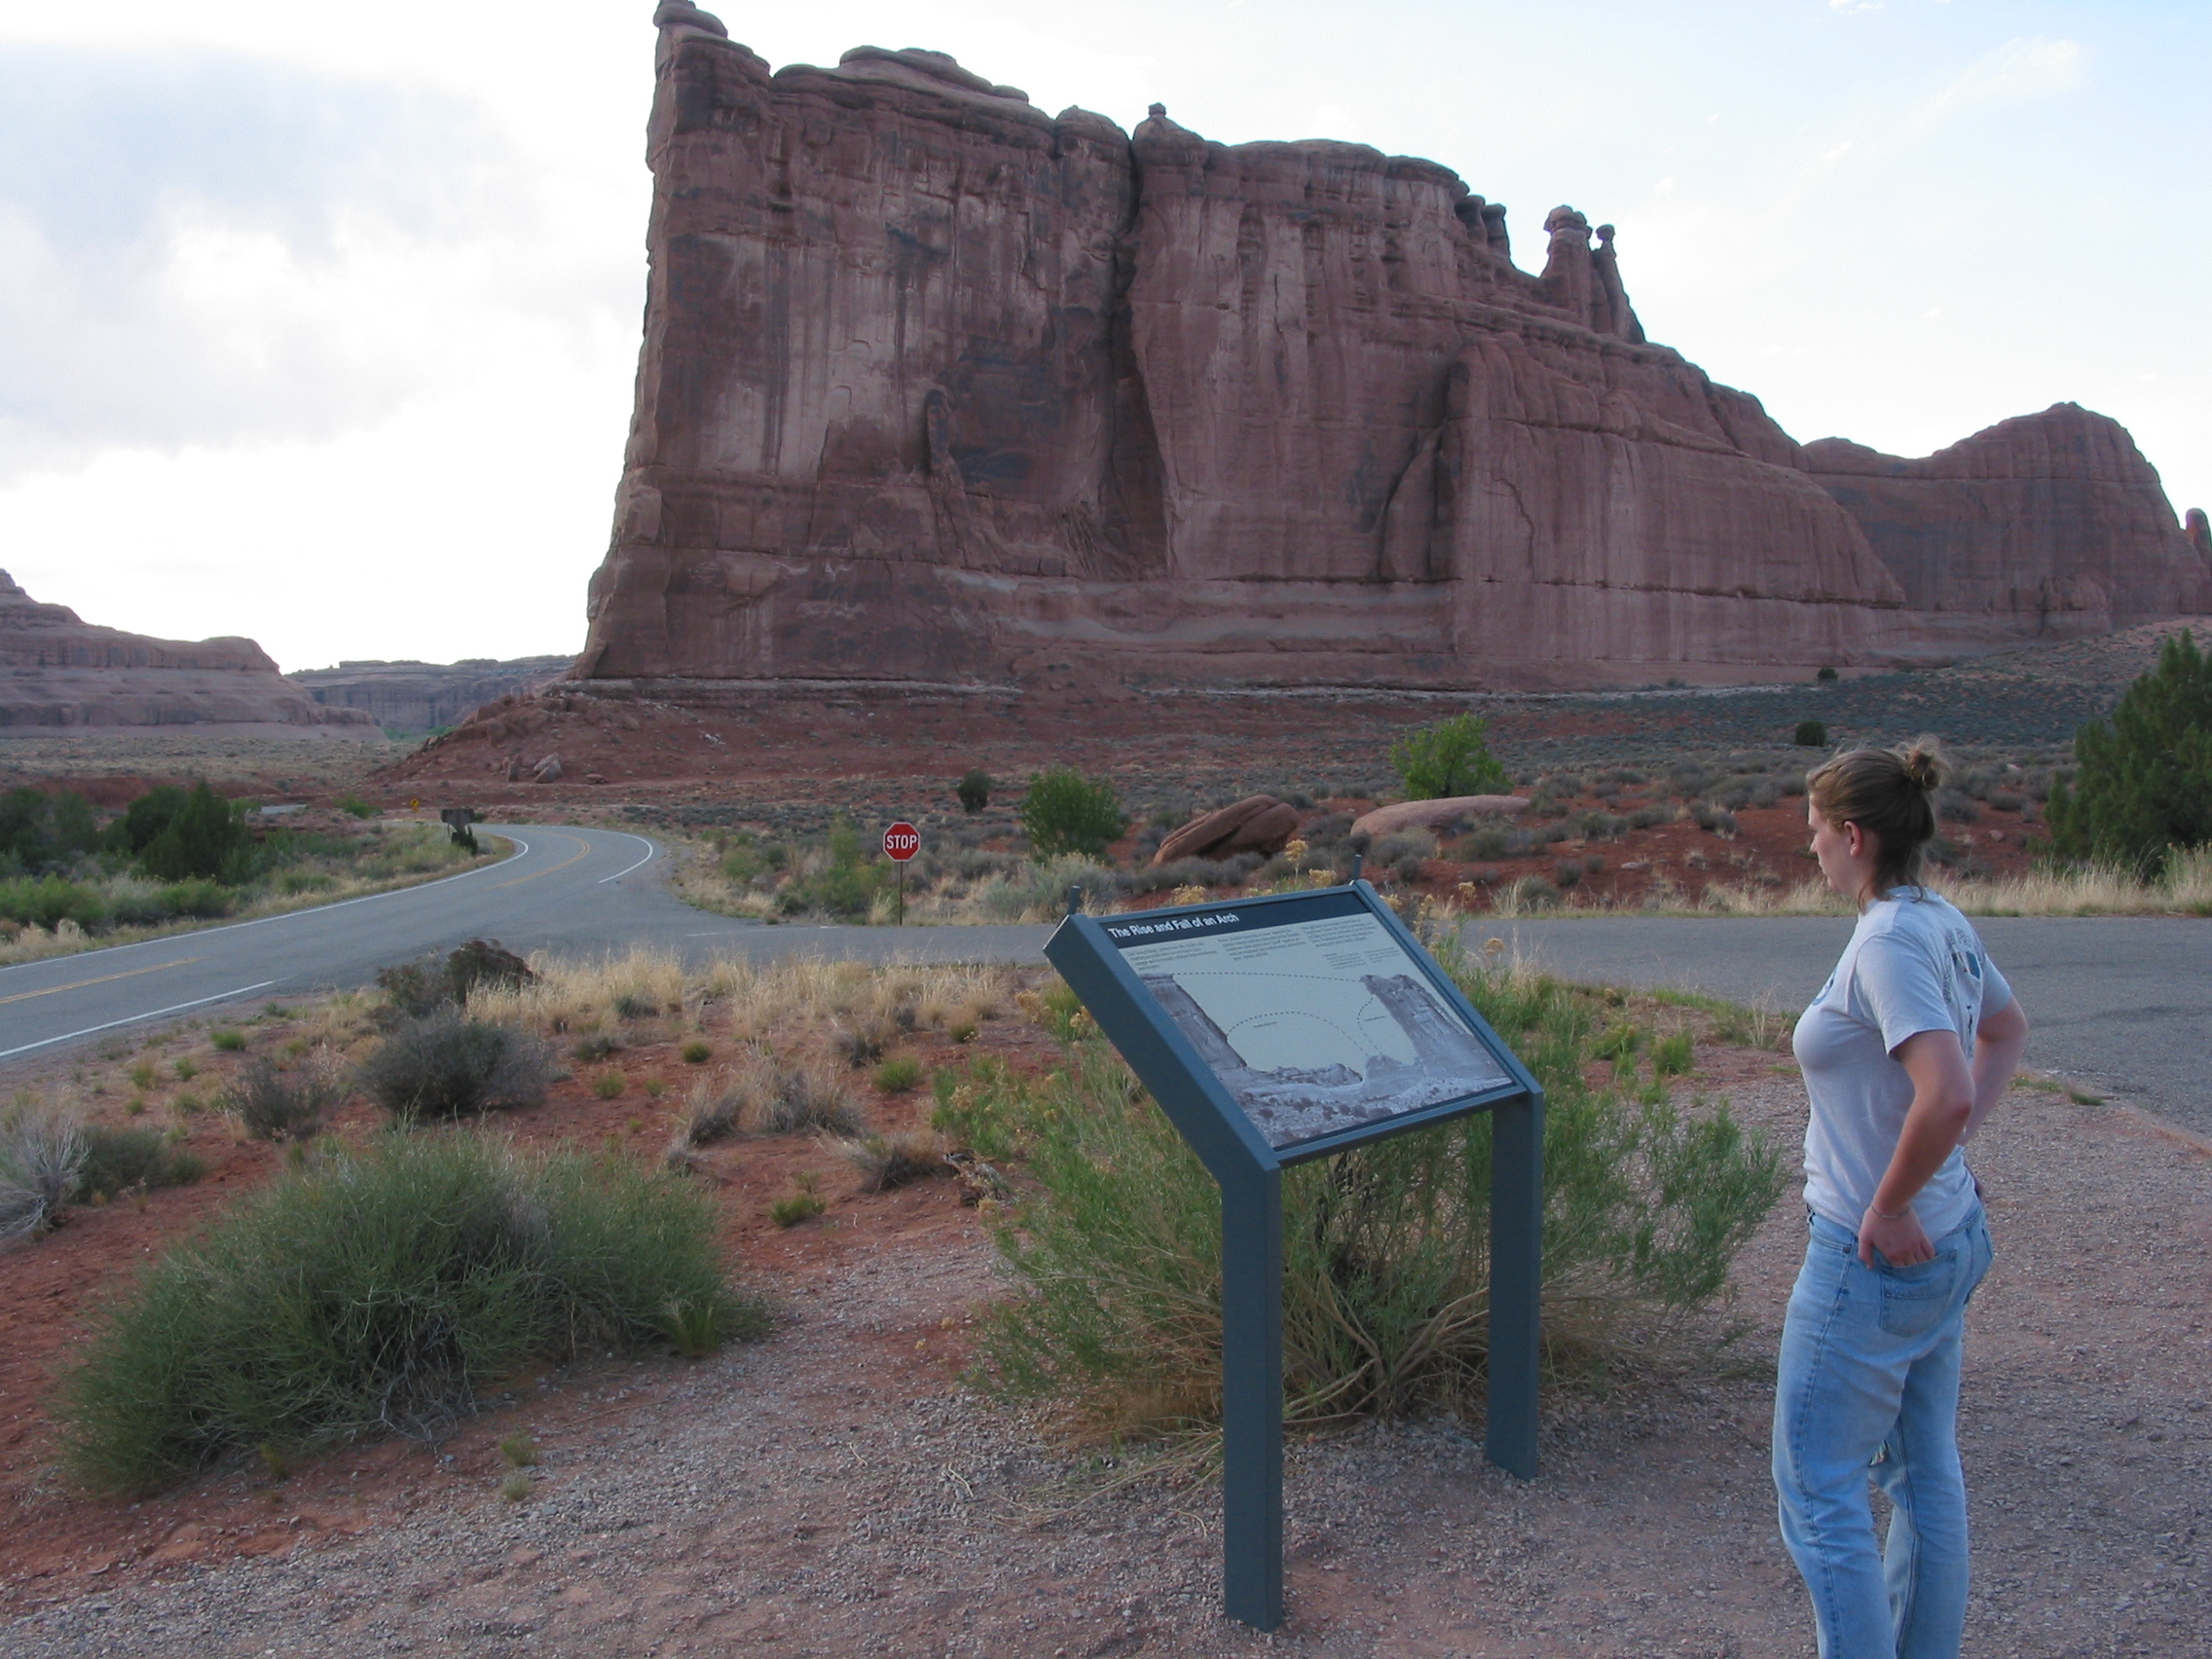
[
  {"left": 747, "top": 1053, "right": 865, "bottom": 1138},
  {"left": 663, "top": 1074, "right": 747, "bottom": 1168},
  {"left": 1, "top": 1100, "right": 87, "bottom": 1244},
  {"left": 829, "top": 1128, "right": 946, "bottom": 1193}
]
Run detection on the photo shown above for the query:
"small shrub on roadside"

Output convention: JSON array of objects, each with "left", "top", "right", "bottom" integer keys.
[
  {"left": 226, "top": 1051, "right": 348, "bottom": 1143},
  {"left": 681, "top": 1041, "right": 713, "bottom": 1065},
  {"left": 830, "top": 1130, "right": 945, "bottom": 1193},
  {"left": 333, "top": 793, "right": 378, "bottom": 820},
  {"left": 667, "top": 1076, "right": 744, "bottom": 1159},
  {"left": 76, "top": 1125, "right": 205, "bottom": 1198},
  {"left": 1019, "top": 768, "right": 1125, "bottom": 860},
  {"left": 752, "top": 1060, "right": 864, "bottom": 1137},
  {"left": 956, "top": 768, "right": 992, "bottom": 813},
  {"left": 356, "top": 1017, "right": 557, "bottom": 1121},
  {"left": 1653, "top": 1032, "right": 1694, "bottom": 1077},
  {"left": 1816, "top": 666, "right": 1839, "bottom": 682},
  {"left": 1793, "top": 719, "right": 1827, "bottom": 748},
  {"left": 592, "top": 1072, "right": 626, "bottom": 1100},
  {"left": 0, "top": 1104, "right": 87, "bottom": 1243},
  {"left": 873, "top": 1056, "right": 923, "bottom": 1093},
  {"left": 210, "top": 1029, "right": 246, "bottom": 1052},
  {"left": 572, "top": 1033, "right": 622, "bottom": 1062},
  {"left": 52, "top": 1133, "right": 763, "bottom": 1494},
  {"left": 769, "top": 1174, "right": 826, "bottom": 1227}
]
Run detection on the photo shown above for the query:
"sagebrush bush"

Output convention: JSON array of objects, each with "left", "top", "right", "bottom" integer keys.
[
  {"left": 749, "top": 1056, "right": 864, "bottom": 1137},
  {"left": 356, "top": 1016, "right": 556, "bottom": 1121},
  {"left": 54, "top": 1132, "right": 763, "bottom": 1493},
  {"left": 76, "top": 1125, "right": 204, "bottom": 1197},
  {"left": 226, "top": 1051, "right": 347, "bottom": 1142},
  {"left": 0, "top": 1103, "right": 86, "bottom": 1243},
  {"left": 965, "top": 953, "right": 1786, "bottom": 1437},
  {"left": 830, "top": 1129, "right": 945, "bottom": 1192}
]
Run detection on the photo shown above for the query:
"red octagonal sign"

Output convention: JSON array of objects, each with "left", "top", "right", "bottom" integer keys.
[{"left": 883, "top": 821, "right": 922, "bottom": 862}]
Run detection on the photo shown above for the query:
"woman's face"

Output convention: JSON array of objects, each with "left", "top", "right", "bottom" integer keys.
[{"left": 1807, "top": 797, "right": 1878, "bottom": 903}]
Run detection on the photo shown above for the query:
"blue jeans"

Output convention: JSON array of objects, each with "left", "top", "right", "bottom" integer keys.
[{"left": 1772, "top": 1205, "right": 1993, "bottom": 1659}]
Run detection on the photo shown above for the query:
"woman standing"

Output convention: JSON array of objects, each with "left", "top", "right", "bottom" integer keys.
[{"left": 1775, "top": 740, "right": 2031, "bottom": 1659}]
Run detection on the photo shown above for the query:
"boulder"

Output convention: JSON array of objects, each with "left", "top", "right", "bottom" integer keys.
[
  {"left": 1352, "top": 796, "right": 1528, "bottom": 839},
  {"left": 1153, "top": 795, "right": 1282, "bottom": 866},
  {"left": 531, "top": 755, "right": 563, "bottom": 784},
  {"left": 1217, "top": 802, "right": 1303, "bottom": 857}
]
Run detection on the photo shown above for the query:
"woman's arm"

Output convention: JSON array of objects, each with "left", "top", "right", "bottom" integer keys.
[
  {"left": 1859, "top": 1029, "right": 1976, "bottom": 1268},
  {"left": 1962, "top": 994, "right": 2029, "bottom": 1143}
]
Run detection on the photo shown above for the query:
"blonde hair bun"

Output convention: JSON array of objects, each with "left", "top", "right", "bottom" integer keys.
[{"left": 1899, "top": 736, "right": 1946, "bottom": 793}]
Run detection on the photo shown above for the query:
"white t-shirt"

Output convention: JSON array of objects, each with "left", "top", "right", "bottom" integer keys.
[{"left": 1791, "top": 888, "right": 2012, "bottom": 1238}]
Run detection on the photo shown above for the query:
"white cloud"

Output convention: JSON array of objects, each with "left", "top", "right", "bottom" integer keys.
[{"left": 1914, "top": 36, "right": 2083, "bottom": 132}]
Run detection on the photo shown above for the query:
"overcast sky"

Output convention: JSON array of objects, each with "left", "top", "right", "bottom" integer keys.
[{"left": 1, "top": 1, "right": 2203, "bottom": 673}]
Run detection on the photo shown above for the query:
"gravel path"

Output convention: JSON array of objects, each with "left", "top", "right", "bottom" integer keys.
[{"left": 6, "top": 1069, "right": 2206, "bottom": 1657}]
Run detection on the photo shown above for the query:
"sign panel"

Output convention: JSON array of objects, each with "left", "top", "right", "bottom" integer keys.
[
  {"left": 882, "top": 821, "right": 921, "bottom": 862},
  {"left": 1100, "top": 889, "right": 1512, "bottom": 1153}
]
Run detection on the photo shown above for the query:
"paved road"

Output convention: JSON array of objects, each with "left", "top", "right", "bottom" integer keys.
[
  {"left": 1497, "top": 915, "right": 2212, "bottom": 1136},
  {"left": 4, "top": 836, "right": 2201, "bottom": 1136},
  {"left": 0, "top": 826, "right": 1050, "bottom": 1065}
]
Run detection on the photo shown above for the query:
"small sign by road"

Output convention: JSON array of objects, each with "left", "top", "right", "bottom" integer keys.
[{"left": 883, "top": 822, "right": 921, "bottom": 924}]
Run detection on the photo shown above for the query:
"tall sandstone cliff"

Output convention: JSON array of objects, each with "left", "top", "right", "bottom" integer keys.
[{"left": 579, "top": 5, "right": 2211, "bottom": 691}]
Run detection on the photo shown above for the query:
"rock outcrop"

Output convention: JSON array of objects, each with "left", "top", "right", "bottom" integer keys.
[
  {"left": 287, "top": 656, "right": 574, "bottom": 734},
  {"left": 578, "top": 6, "right": 2210, "bottom": 693},
  {"left": 0, "top": 572, "right": 378, "bottom": 732}
]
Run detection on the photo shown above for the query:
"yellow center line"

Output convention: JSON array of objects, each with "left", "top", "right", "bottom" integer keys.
[
  {"left": 492, "top": 834, "right": 593, "bottom": 889},
  {"left": 0, "top": 955, "right": 205, "bottom": 1008}
]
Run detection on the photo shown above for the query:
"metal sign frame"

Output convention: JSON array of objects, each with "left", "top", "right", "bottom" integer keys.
[{"left": 1045, "top": 880, "right": 1543, "bottom": 1632}]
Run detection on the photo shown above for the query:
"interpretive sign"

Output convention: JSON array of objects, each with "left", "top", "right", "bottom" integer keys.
[{"left": 1047, "top": 882, "right": 1543, "bottom": 1633}]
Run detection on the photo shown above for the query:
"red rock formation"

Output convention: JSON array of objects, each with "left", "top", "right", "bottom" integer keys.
[
  {"left": 0, "top": 572, "right": 377, "bottom": 731},
  {"left": 578, "top": 6, "right": 2207, "bottom": 693},
  {"left": 1803, "top": 406, "right": 2212, "bottom": 647}
]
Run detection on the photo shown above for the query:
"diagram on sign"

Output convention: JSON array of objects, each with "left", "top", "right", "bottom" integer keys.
[{"left": 1117, "top": 910, "right": 1510, "bottom": 1150}]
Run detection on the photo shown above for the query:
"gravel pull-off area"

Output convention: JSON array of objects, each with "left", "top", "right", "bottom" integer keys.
[{"left": 5, "top": 1070, "right": 2206, "bottom": 1657}]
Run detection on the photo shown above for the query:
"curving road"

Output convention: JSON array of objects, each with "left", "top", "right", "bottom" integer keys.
[
  {"left": 1, "top": 834, "right": 2202, "bottom": 1136},
  {"left": 0, "top": 826, "right": 1050, "bottom": 1065}
]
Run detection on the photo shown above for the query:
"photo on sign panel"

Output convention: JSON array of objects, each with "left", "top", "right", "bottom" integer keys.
[{"left": 1106, "top": 899, "right": 1511, "bottom": 1151}]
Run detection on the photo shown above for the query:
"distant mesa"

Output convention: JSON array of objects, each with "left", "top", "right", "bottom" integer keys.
[
  {"left": 0, "top": 571, "right": 377, "bottom": 735},
  {"left": 286, "top": 656, "right": 575, "bottom": 735},
  {"left": 571, "top": 7, "right": 2211, "bottom": 694}
]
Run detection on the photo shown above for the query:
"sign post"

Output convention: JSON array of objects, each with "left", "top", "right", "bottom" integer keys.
[
  {"left": 882, "top": 821, "right": 921, "bottom": 925},
  {"left": 1045, "top": 881, "right": 1542, "bottom": 1632}
]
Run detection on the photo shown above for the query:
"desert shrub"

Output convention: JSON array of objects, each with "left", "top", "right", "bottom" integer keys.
[
  {"left": 769, "top": 1177, "right": 826, "bottom": 1227},
  {"left": 1390, "top": 714, "right": 1510, "bottom": 801},
  {"left": 356, "top": 1017, "right": 556, "bottom": 1121},
  {"left": 0, "top": 875, "right": 108, "bottom": 932},
  {"left": 681, "top": 1040, "right": 712, "bottom": 1065},
  {"left": 874, "top": 1055, "right": 923, "bottom": 1093},
  {"left": 53, "top": 1132, "right": 761, "bottom": 1493},
  {"left": 138, "top": 783, "right": 253, "bottom": 884},
  {"left": 591, "top": 1071, "right": 625, "bottom": 1099},
  {"left": 0, "top": 1103, "right": 87, "bottom": 1243},
  {"left": 968, "top": 951, "right": 1786, "bottom": 1434},
  {"left": 1817, "top": 665, "right": 1839, "bottom": 682},
  {"left": 1553, "top": 859, "right": 1584, "bottom": 889},
  {"left": 1793, "top": 719, "right": 1827, "bottom": 748},
  {"left": 333, "top": 793, "right": 378, "bottom": 820},
  {"left": 209, "top": 1028, "right": 246, "bottom": 1052},
  {"left": 1509, "top": 875, "right": 1561, "bottom": 910},
  {"left": 226, "top": 1051, "right": 348, "bottom": 1142},
  {"left": 668, "top": 1076, "right": 744, "bottom": 1158},
  {"left": 956, "top": 768, "right": 992, "bottom": 813},
  {"left": 1020, "top": 767, "right": 1125, "bottom": 859},
  {"left": 0, "top": 788, "right": 98, "bottom": 875},
  {"left": 75, "top": 1125, "right": 204, "bottom": 1198},
  {"left": 1936, "top": 790, "right": 1981, "bottom": 824},
  {"left": 1653, "top": 1033, "right": 1694, "bottom": 1077},
  {"left": 1690, "top": 803, "right": 1739, "bottom": 835},
  {"left": 831, "top": 1129, "right": 946, "bottom": 1193},
  {"left": 378, "top": 940, "right": 535, "bottom": 1022},
  {"left": 572, "top": 1033, "right": 622, "bottom": 1062},
  {"left": 832, "top": 1018, "right": 892, "bottom": 1069},
  {"left": 751, "top": 1059, "right": 864, "bottom": 1137},
  {"left": 2046, "top": 629, "right": 2212, "bottom": 875}
]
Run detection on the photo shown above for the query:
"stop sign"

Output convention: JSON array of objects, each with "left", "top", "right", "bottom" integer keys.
[{"left": 882, "top": 821, "right": 922, "bottom": 862}]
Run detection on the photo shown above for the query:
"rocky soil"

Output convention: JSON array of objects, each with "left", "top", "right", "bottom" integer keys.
[{"left": 3, "top": 1016, "right": 2204, "bottom": 1658}]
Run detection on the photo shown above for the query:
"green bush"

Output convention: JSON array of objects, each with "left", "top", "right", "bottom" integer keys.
[
  {"left": 138, "top": 783, "right": 253, "bottom": 884},
  {"left": 1793, "top": 719, "right": 1828, "bottom": 748},
  {"left": 333, "top": 793, "right": 379, "bottom": 820},
  {"left": 874, "top": 1055, "right": 923, "bottom": 1093},
  {"left": 53, "top": 1132, "right": 762, "bottom": 1493},
  {"left": 0, "top": 787, "right": 98, "bottom": 874},
  {"left": 225, "top": 1052, "right": 346, "bottom": 1142},
  {"left": 163, "top": 879, "right": 234, "bottom": 919},
  {"left": 956, "top": 768, "right": 992, "bottom": 813},
  {"left": 356, "top": 1016, "right": 556, "bottom": 1120},
  {"left": 1020, "top": 767, "right": 1125, "bottom": 859},
  {"left": 0, "top": 874, "right": 108, "bottom": 931},
  {"left": 964, "top": 954, "right": 1786, "bottom": 1435},
  {"left": 109, "top": 786, "right": 189, "bottom": 857},
  {"left": 75, "top": 1125, "right": 204, "bottom": 1198},
  {"left": 1389, "top": 714, "right": 1511, "bottom": 801},
  {"left": 2046, "top": 629, "right": 2212, "bottom": 876}
]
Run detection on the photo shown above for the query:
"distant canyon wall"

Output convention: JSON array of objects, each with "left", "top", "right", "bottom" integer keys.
[
  {"left": 287, "top": 657, "right": 575, "bottom": 733},
  {"left": 578, "top": 4, "right": 2212, "bottom": 691}
]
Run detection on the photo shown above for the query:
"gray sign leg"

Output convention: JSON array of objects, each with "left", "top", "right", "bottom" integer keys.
[
  {"left": 1220, "top": 1165, "right": 1283, "bottom": 1630},
  {"left": 1486, "top": 1092, "right": 1543, "bottom": 1479}
]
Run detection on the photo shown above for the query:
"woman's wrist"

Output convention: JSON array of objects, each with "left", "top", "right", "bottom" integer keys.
[{"left": 1867, "top": 1199, "right": 1911, "bottom": 1221}]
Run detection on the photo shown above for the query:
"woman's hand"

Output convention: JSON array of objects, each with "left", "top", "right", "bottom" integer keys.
[{"left": 1860, "top": 1204, "right": 1934, "bottom": 1268}]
